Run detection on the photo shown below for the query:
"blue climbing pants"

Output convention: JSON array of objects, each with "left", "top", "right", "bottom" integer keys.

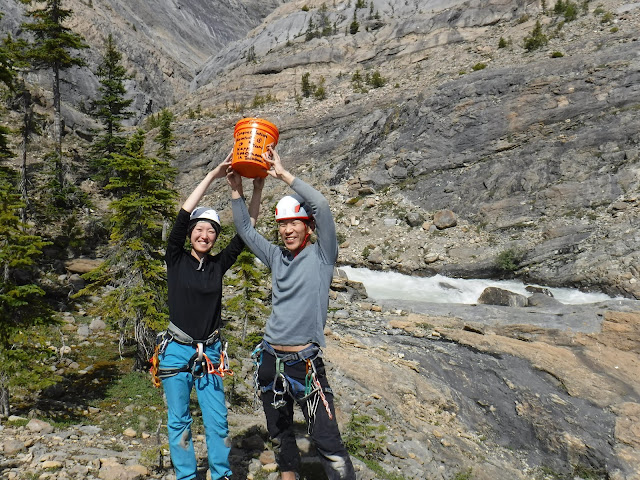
[{"left": 160, "top": 341, "right": 231, "bottom": 480}]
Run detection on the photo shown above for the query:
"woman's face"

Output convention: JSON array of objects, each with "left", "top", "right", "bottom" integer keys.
[
  {"left": 190, "top": 221, "right": 217, "bottom": 256},
  {"left": 278, "top": 219, "right": 312, "bottom": 253}
]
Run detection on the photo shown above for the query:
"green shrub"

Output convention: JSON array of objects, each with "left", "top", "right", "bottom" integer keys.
[
  {"left": 251, "top": 92, "right": 277, "bottom": 107},
  {"left": 601, "top": 12, "right": 613, "bottom": 23},
  {"left": 472, "top": 62, "right": 487, "bottom": 71},
  {"left": 367, "top": 70, "right": 386, "bottom": 88},
  {"left": 301, "top": 72, "right": 314, "bottom": 97},
  {"left": 313, "top": 76, "right": 327, "bottom": 99},
  {"left": 550, "top": 51, "right": 564, "bottom": 57},
  {"left": 555, "top": 0, "right": 579, "bottom": 21},
  {"left": 351, "top": 69, "right": 367, "bottom": 93},
  {"left": 498, "top": 36, "right": 508, "bottom": 48},
  {"left": 523, "top": 20, "right": 548, "bottom": 51},
  {"left": 496, "top": 249, "right": 523, "bottom": 272},
  {"left": 564, "top": 1, "right": 578, "bottom": 21}
]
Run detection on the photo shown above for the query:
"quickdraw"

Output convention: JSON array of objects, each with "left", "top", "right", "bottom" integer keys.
[
  {"left": 304, "top": 358, "right": 333, "bottom": 425},
  {"left": 206, "top": 342, "right": 234, "bottom": 378},
  {"left": 271, "top": 357, "right": 289, "bottom": 409},
  {"left": 150, "top": 344, "right": 161, "bottom": 388},
  {"left": 251, "top": 343, "right": 264, "bottom": 409}
]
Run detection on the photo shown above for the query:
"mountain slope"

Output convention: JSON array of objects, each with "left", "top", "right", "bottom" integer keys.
[
  {"left": 0, "top": 0, "right": 281, "bottom": 124},
  {"left": 171, "top": 0, "right": 640, "bottom": 298}
]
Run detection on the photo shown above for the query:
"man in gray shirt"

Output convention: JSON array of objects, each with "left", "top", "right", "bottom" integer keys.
[{"left": 229, "top": 146, "right": 355, "bottom": 480}]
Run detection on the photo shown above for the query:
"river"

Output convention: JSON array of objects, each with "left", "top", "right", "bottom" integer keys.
[{"left": 338, "top": 266, "right": 620, "bottom": 305}]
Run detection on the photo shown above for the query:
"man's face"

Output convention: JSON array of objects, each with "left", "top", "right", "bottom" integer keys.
[
  {"left": 190, "top": 221, "right": 217, "bottom": 255},
  {"left": 278, "top": 219, "right": 312, "bottom": 253}
]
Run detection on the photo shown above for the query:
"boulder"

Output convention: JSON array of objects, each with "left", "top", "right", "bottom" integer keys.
[
  {"left": 433, "top": 210, "right": 457, "bottom": 230},
  {"left": 527, "top": 293, "right": 563, "bottom": 307},
  {"left": 65, "top": 258, "right": 103, "bottom": 274},
  {"left": 477, "top": 287, "right": 528, "bottom": 307}
]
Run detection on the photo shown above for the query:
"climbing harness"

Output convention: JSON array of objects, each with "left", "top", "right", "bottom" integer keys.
[
  {"left": 252, "top": 341, "right": 333, "bottom": 430},
  {"left": 149, "top": 323, "right": 233, "bottom": 388}
]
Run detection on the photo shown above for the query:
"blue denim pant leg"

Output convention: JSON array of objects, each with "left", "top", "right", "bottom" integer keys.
[
  {"left": 195, "top": 344, "right": 231, "bottom": 479},
  {"left": 161, "top": 343, "right": 197, "bottom": 480},
  {"left": 160, "top": 341, "right": 232, "bottom": 480}
]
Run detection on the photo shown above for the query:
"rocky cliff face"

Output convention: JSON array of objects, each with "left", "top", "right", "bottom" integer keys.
[
  {"left": 3, "top": 0, "right": 637, "bottom": 297},
  {"left": 164, "top": 0, "right": 640, "bottom": 300}
]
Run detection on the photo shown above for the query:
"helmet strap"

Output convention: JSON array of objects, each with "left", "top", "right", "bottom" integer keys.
[{"left": 294, "top": 230, "right": 312, "bottom": 257}]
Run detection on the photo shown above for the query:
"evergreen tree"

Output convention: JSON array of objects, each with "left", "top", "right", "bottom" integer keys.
[
  {"left": 2, "top": 33, "right": 42, "bottom": 221},
  {"left": 20, "top": 0, "right": 88, "bottom": 190},
  {"left": 301, "top": 72, "right": 314, "bottom": 98},
  {"left": 523, "top": 20, "right": 548, "bottom": 52},
  {"left": 319, "top": 3, "right": 332, "bottom": 37},
  {"left": 226, "top": 250, "right": 268, "bottom": 345},
  {"left": 0, "top": 16, "right": 15, "bottom": 163},
  {"left": 350, "top": 10, "right": 360, "bottom": 35},
  {"left": 305, "top": 18, "right": 318, "bottom": 42},
  {"left": 0, "top": 168, "right": 56, "bottom": 417},
  {"left": 90, "top": 33, "right": 133, "bottom": 179},
  {"left": 16, "top": 79, "right": 43, "bottom": 222},
  {"left": 76, "top": 130, "right": 178, "bottom": 370},
  {"left": 154, "top": 108, "right": 174, "bottom": 162}
]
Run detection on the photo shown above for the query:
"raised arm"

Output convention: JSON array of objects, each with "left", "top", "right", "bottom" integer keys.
[
  {"left": 264, "top": 146, "right": 337, "bottom": 263},
  {"left": 228, "top": 170, "right": 276, "bottom": 267},
  {"left": 247, "top": 177, "right": 265, "bottom": 227},
  {"left": 182, "top": 151, "right": 232, "bottom": 213},
  {"left": 264, "top": 145, "right": 295, "bottom": 186},
  {"left": 227, "top": 170, "right": 263, "bottom": 227}
]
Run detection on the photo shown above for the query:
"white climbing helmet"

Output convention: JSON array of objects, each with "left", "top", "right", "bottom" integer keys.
[
  {"left": 189, "top": 206, "right": 221, "bottom": 233},
  {"left": 275, "top": 195, "right": 311, "bottom": 221}
]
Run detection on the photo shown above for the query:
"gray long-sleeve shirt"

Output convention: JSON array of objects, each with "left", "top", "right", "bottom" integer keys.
[{"left": 232, "top": 178, "right": 337, "bottom": 347}]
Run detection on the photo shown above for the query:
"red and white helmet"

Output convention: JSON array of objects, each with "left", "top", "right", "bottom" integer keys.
[{"left": 275, "top": 195, "right": 311, "bottom": 221}]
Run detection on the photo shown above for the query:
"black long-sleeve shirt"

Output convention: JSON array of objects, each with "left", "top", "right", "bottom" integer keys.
[{"left": 165, "top": 208, "right": 244, "bottom": 340}]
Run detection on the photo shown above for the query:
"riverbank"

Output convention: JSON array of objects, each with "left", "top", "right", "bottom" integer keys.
[{"left": 1, "top": 275, "right": 639, "bottom": 480}]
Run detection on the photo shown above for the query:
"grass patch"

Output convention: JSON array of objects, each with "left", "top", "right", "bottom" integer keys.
[
  {"left": 454, "top": 468, "right": 473, "bottom": 480},
  {"left": 89, "top": 370, "right": 166, "bottom": 435},
  {"left": 358, "top": 457, "right": 407, "bottom": 480},
  {"left": 7, "top": 417, "right": 29, "bottom": 427},
  {"left": 344, "top": 412, "right": 387, "bottom": 459}
]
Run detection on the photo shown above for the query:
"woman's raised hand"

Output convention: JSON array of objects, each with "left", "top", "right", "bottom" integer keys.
[{"left": 212, "top": 150, "right": 234, "bottom": 179}]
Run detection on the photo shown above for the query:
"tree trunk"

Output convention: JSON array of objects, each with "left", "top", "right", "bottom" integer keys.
[
  {"left": 0, "top": 376, "right": 10, "bottom": 418},
  {"left": 135, "top": 320, "right": 156, "bottom": 372},
  {"left": 242, "top": 314, "right": 248, "bottom": 342},
  {"left": 20, "top": 81, "right": 32, "bottom": 223},
  {"left": 52, "top": 63, "right": 64, "bottom": 190}
]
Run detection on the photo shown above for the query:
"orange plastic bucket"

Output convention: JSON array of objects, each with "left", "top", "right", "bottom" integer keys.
[{"left": 232, "top": 118, "right": 279, "bottom": 178}]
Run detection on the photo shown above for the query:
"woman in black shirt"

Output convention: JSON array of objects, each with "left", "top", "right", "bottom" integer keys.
[{"left": 159, "top": 153, "right": 263, "bottom": 480}]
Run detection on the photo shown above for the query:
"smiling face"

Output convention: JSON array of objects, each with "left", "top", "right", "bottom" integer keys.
[
  {"left": 190, "top": 221, "right": 218, "bottom": 258},
  {"left": 278, "top": 219, "right": 313, "bottom": 254}
]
